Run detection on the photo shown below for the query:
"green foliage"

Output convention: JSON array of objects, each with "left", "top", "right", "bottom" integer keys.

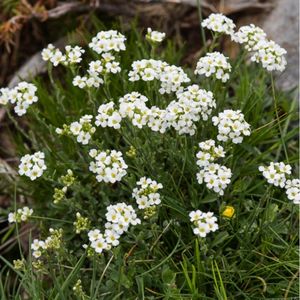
[{"left": 0, "top": 19, "right": 299, "bottom": 299}]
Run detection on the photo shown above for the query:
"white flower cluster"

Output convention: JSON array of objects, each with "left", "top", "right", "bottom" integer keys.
[
  {"left": 232, "top": 24, "right": 287, "bottom": 72},
  {"left": 197, "top": 163, "right": 232, "bottom": 196},
  {"left": 89, "top": 30, "right": 126, "bottom": 54},
  {"left": 201, "top": 13, "right": 235, "bottom": 36},
  {"left": 232, "top": 24, "right": 267, "bottom": 51},
  {"left": 212, "top": 109, "right": 251, "bottom": 144},
  {"left": 56, "top": 115, "right": 96, "bottom": 145},
  {"left": 18, "top": 151, "right": 47, "bottom": 181},
  {"left": 73, "top": 53, "right": 122, "bottom": 89},
  {"left": 196, "top": 139, "right": 226, "bottom": 168},
  {"left": 258, "top": 162, "right": 292, "bottom": 188},
  {"left": 132, "top": 177, "right": 163, "bottom": 209},
  {"left": 146, "top": 28, "right": 166, "bottom": 43},
  {"left": 119, "top": 92, "right": 150, "bottom": 129},
  {"left": 95, "top": 102, "right": 122, "bottom": 129},
  {"left": 89, "top": 149, "right": 128, "bottom": 183},
  {"left": 0, "top": 82, "right": 38, "bottom": 116},
  {"left": 41, "top": 44, "right": 85, "bottom": 66},
  {"left": 88, "top": 203, "right": 140, "bottom": 253},
  {"left": 285, "top": 179, "right": 300, "bottom": 204},
  {"left": 129, "top": 59, "right": 190, "bottom": 94},
  {"left": 31, "top": 228, "right": 63, "bottom": 259},
  {"left": 166, "top": 85, "right": 216, "bottom": 135},
  {"left": 189, "top": 210, "right": 218, "bottom": 238},
  {"left": 251, "top": 40, "right": 287, "bottom": 72},
  {"left": 195, "top": 52, "right": 231, "bottom": 82},
  {"left": 8, "top": 207, "right": 33, "bottom": 223}
]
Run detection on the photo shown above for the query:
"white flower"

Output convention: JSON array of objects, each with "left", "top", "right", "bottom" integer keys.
[
  {"left": 232, "top": 24, "right": 267, "bottom": 51},
  {"left": 89, "top": 149, "right": 128, "bottom": 183},
  {"left": 132, "top": 177, "right": 163, "bottom": 209},
  {"left": 195, "top": 52, "right": 231, "bottom": 82},
  {"left": 89, "top": 30, "right": 126, "bottom": 54},
  {"left": 18, "top": 152, "right": 46, "bottom": 181},
  {"left": 129, "top": 59, "right": 190, "bottom": 94},
  {"left": 91, "top": 237, "right": 108, "bottom": 254},
  {"left": 259, "top": 162, "right": 292, "bottom": 188},
  {"left": 196, "top": 139, "right": 225, "bottom": 167},
  {"left": 201, "top": 13, "right": 235, "bottom": 36},
  {"left": 285, "top": 179, "right": 300, "bottom": 204},
  {"left": 190, "top": 209, "right": 218, "bottom": 238},
  {"left": 146, "top": 28, "right": 166, "bottom": 43},
  {"left": 95, "top": 102, "right": 122, "bottom": 129},
  {"left": 0, "top": 88, "right": 10, "bottom": 105},
  {"left": 197, "top": 163, "right": 232, "bottom": 195},
  {"left": 212, "top": 109, "right": 251, "bottom": 144}
]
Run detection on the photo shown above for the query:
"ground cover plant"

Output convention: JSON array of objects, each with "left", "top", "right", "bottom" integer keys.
[{"left": 0, "top": 14, "right": 299, "bottom": 300}]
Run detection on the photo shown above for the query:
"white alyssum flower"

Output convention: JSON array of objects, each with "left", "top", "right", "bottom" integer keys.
[
  {"left": 129, "top": 59, "right": 190, "bottom": 94},
  {"left": 165, "top": 85, "right": 216, "bottom": 135},
  {"left": 212, "top": 109, "right": 251, "bottom": 144},
  {"left": 132, "top": 177, "right": 163, "bottom": 209},
  {"left": 232, "top": 24, "right": 267, "bottom": 51},
  {"left": 118, "top": 92, "right": 150, "bottom": 129},
  {"left": 3, "top": 82, "right": 39, "bottom": 116},
  {"left": 18, "top": 151, "right": 47, "bottom": 181},
  {"left": 196, "top": 139, "right": 226, "bottom": 167},
  {"left": 201, "top": 13, "right": 235, "bottom": 36},
  {"left": 8, "top": 206, "right": 33, "bottom": 223},
  {"left": 258, "top": 162, "right": 292, "bottom": 188},
  {"left": 285, "top": 179, "right": 300, "bottom": 204},
  {"left": 251, "top": 39, "right": 287, "bottom": 72},
  {"left": 197, "top": 163, "right": 232, "bottom": 196},
  {"left": 195, "top": 52, "right": 231, "bottom": 82},
  {"left": 88, "top": 30, "right": 126, "bottom": 54},
  {"left": 72, "top": 74, "right": 103, "bottom": 89},
  {"left": 57, "top": 115, "right": 96, "bottom": 145},
  {"left": 0, "top": 87, "right": 10, "bottom": 105},
  {"left": 189, "top": 210, "right": 219, "bottom": 238},
  {"left": 88, "top": 203, "right": 140, "bottom": 254},
  {"left": 42, "top": 44, "right": 85, "bottom": 66},
  {"left": 89, "top": 149, "right": 128, "bottom": 183},
  {"left": 95, "top": 102, "right": 122, "bottom": 129},
  {"left": 146, "top": 28, "right": 166, "bottom": 43},
  {"left": 147, "top": 106, "right": 169, "bottom": 134}
]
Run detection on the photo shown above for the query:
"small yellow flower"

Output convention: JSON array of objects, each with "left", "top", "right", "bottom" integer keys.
[{"left": 222, "top": 206, "right": 235, "bottom": 218}]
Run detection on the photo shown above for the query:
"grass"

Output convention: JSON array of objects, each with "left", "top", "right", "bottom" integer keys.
[{"left": 0, "top": 17, "right": 299, "bottom": 300}]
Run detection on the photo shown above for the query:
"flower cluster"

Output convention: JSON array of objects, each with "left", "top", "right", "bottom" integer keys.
[
  {"left": 195, "top": 52, "right": 231, "bottom": 82},
  {"left": 146, "top": 28, "right": 166, "bottom": 43},
  {"left": 232, "top": 24, "right": 287, "bottom": 72},
  {"left": 31, "top": 228, "right": 63, "bottom": 259},
  {"left": 196, "top": 139, "right": 226, "bottom": 167},
  {"left": 129, "top": 59, "right": 190, "bottom": 94},
  {"left": 18, "top": 151, "right": 47, "bottom": 181},
  {"left": 42, "top": 44, "right": 85, "bottom": 66},
  {"left": 258, "top": 162, "right": 292, "bottom": 188},
  {"left": 232, "top": 24, "right": 267, "bottom": 51},
  {"left": 88, "top": 203, "right": 140, "bottom": 253},
  {"left": 73, "top": 74, "right": 103, "bottom": 89},
  {"left": 89, "top": 149, "right": 128, "bottom": 183},
  {"left": 74, "top": 212, "right": 91, "bottom": 234},
  {"left": 189, "top": 210, "right": 218, "bottom": 238},
  {"left": 8, "top": 207, "right": 33, "bottom": 223},
  {"left": 197, "top": 163, "right": 232, "bottom": 196},
  {"left": 56, "top": 115, "right": 96, "bottom": 145},
  {"left": 201, "top": 13, "right": 235, "bottom": 36},
  {"left": 166, "top": 85, "right": 216, "bottom": 135},
  {"left": 88, "top": 30, "right": 126, "bottom": 54},
  {"left": 96, "top": 102, "right": 122, "bottom": 129},
  {"left": 53, "top": 169, "right": 76, "bottom": 204},
  {"left": 251, "top": 40, "right": 287, "bottom": 72},
  {"left": 285, "top": 179, "right": 300, "bottom": 204},
  {"left": 0, "top": 82, "right": 38, "bottom": 116},
  {"left": 212, "top": 109, "right": 251, "bottom": 144},
  {"left": 119, "top": 92, "right": 150, "bottom": 129},
  {"left": 132, "top": 177, "right": 163, "bottom": 216}
]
